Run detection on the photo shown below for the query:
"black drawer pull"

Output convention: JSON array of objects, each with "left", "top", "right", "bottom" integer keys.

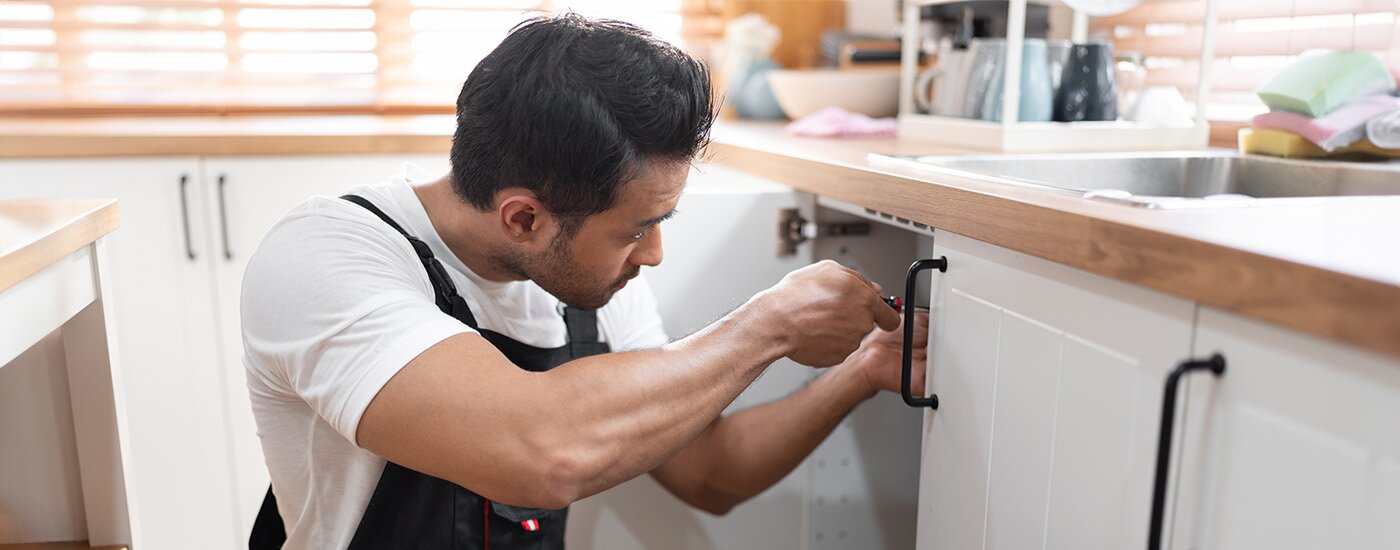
[
  {"left": 178, "top": 173, "right": 196, "bottom": 261},
  {"left": 1148, "top": 353, "right": 1226, "bottom": 549},
  {"left": 900, "top": 257, "right": 946, "bottom": 409},
  {"left": 216, "top": 173, "right": 233, "bottom": 261}
]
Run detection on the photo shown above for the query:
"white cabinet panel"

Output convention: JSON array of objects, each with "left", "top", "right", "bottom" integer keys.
[
  {"left": 1044, "top": 337, "right": 1142, "bottom": 550},
  {"left": 201, "top": 154, "right": 449, "bottom": 538},
  {"left": 1176, "top": 307, "right": 1400, "bottom": 549},
  {"left": 918, "top": 231, "right": 1195, "bottom": 550},
  {"left": 920, "top": 289, "right": 1001, "bottom": 550},
  {"left": 983, "top": 312, "right": 1061, "bottom": 550},
  {"left": 0, "top": 158, "right": 240, "bottom": 550}
]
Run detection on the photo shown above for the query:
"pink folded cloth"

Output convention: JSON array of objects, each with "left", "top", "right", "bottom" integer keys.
[
  {"left": 786, "top": 107, "right": 897, "bottom": 138},
  {"left": 1251, "top": 95, "right": 1400, "bottom": 151}
]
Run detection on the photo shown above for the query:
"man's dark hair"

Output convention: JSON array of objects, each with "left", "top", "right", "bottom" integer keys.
[{"left": 449, "top": 13, "right": 715, "bottom": 232}]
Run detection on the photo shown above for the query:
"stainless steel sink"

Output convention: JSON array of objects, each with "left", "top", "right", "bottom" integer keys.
[{"left": 869, "top": 151, "right": 1400, "bottom": 208}]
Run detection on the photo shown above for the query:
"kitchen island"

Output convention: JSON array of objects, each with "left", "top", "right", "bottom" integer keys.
[{"left": 0, "top": 198, "right": 135, "bottom": 549}]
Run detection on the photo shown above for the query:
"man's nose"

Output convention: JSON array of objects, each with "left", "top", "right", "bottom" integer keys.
[{"left": 631, "top": 226, "right": 663, "bottom": 267}]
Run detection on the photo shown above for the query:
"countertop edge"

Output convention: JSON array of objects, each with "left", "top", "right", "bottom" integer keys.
[
  {"left": 707, "top": 140, "right": 1400, "bottom": 361},
  {"left": 0, "top": 133, "right": 452, "bottom": 159},
  {"left": 0, "top": 199, "right": 120, "bottom": 293}
]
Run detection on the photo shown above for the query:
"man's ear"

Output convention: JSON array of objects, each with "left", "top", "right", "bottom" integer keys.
[{"left": 497, "top": 190, "right": 548, "bottom": 244}]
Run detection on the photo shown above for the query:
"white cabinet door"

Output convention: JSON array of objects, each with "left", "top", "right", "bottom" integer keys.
[
  {"left": 917, "top": 231, "right": 1196, "bottom": 550},
  {"left": 201, "top": 154, "right": 450, "bottom": 538},
  {"left": 1174, "top": 307, "right": 1400, "bottom": 549},
  {"left": 0, "top": 158, "right": 241, "bottom": 550}
]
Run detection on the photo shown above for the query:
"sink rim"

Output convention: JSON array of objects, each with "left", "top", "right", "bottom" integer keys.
[{"left": 869, "top": 150, "right": 1400, "bottom": 209}]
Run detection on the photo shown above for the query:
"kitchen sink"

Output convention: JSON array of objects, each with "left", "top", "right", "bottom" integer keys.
[{"left": 868, "top": 151, "right": 1400, "bottom": 208}]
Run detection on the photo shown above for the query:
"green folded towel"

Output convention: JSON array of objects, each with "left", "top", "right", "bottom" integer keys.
[{"left": 1255, "top": 51, "right": 1395, "bottom": 117}]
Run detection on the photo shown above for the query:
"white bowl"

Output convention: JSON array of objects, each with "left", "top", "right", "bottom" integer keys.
[{"left": 766, "top": 69, "right": 901, "bottom": 119}]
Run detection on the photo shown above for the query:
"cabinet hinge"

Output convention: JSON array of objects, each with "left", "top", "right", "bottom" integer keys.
[{"left": 778, "top": 208, "right": 871, "bottom": 256}]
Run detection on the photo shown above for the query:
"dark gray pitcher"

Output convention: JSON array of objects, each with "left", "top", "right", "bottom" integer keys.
[{"left": 1052, "top": 42, "right": 1118, "bottom": 122}]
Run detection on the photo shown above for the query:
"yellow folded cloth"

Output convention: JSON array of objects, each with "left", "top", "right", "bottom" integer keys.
[{"left": 1238, "top": 127, "right": 1400, "bottom": 159}]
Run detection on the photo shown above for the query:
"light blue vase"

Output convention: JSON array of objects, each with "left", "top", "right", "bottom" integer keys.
[
  {"left": 982, "top": 38, "right": 1054, "bottom": 123},
  {"left": 730, "top": 58, "right": 786, "bottom": 120}
]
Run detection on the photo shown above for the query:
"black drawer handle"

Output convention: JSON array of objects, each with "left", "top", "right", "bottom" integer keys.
[
  {"left": 216, "top": 174, "right": 233, "bottom": 261},
  {"left": 1148, "top": 353, "right": 1226, "bottom": 549},
  {"left": 900, "top": 257, "right": 946, "bottom": 409},
  {"left": 178, "top": 173, "right": 196, "bottom": 261}
]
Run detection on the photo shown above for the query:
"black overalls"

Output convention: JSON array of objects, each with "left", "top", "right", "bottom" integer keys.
[{"left": 250, "top": 195, "right": 609, "bottom": 550}]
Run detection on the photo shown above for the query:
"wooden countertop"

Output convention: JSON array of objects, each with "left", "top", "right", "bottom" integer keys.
[
  {"left": 0, "top": 198, "right": 120, "bottom": 293},
  {"left": 709, "top": 122, "right": 1400, "bottom": 360},
  {"left": 0, "top": 115, "right": 455, "bottom": 158}
]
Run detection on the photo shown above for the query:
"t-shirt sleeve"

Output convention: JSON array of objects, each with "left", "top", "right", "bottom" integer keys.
[
  {"left": 241, "top": 209, "right": 472, "bottom": 446},
  {"left": 601, "top": 274, "right": 670, "bottom": 352}
]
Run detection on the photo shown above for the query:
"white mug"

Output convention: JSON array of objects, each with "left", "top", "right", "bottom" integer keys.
[{"left": 914, "top": 49, "right": 969, "bottom": 116}]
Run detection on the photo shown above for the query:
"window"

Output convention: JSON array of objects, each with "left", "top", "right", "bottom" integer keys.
[
  {"left": 0, "top": 0, "right": 724, "bottom": 115},
  {"left": 1093, "top": 0, "right": 1400, "bottom": 121}
]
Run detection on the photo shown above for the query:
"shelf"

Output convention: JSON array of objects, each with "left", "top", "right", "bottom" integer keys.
[{"left": 897, "top": 114, "right": 1209, "bottom": 152}]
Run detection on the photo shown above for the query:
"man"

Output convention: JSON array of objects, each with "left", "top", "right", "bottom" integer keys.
[{"left": 242, "top": 13, "right": 928, "bottom": 550}]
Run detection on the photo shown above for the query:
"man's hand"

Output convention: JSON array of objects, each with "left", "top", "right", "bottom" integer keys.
[
  {"left": 755, "top": 260, "right": 902, "bottom": 368},
  {"left": 840, "top": 309, "right": 930, "bottom": 398}
]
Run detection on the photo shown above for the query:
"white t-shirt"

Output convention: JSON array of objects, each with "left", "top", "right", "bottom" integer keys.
[{"left": 240, "top": 164, "right": 669, "bottom": 550}]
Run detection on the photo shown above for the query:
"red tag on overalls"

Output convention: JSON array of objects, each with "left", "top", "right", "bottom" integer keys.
[{"left": 521, "top": 519, "right": 540, "bottom": 532}]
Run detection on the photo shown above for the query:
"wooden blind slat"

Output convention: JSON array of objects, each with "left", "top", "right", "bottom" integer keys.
[
  {"left": 1094, "top": 0, "right": 1399, "bottom": 26},
  {"left": 1090, "top": 0, "right": 1400, "bottom": 121},
  {"left": 0, "top": 0, "right": 723, "bottom": 115},
  {"left": 1145, "top": 60, "right": 1280, "bottom": 92},
  {"left": 1114, "top": 22, "right": 1395, "bottom": 57}
]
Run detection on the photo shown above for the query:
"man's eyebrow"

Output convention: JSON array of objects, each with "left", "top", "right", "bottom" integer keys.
[{"left": 635, "top": 209, "right": 677, "bottom": 228}]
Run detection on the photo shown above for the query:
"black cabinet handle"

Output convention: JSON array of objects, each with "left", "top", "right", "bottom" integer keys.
[
  {"left": 900, "top": 257, "right": 947, "bottom": 409},
  {"left": 1148, "top": 353, "right": 1226, "bottom": 550},
  {"left": 178, "top": 173, "right": 196, "bottom": 261},
  {"left": 216, "top": 174, "right": 233, "bottom": 261}
]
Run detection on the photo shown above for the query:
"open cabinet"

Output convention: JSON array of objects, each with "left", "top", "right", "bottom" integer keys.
[{"left": 566, "top": 166, "right": 926, "bottom": 549}]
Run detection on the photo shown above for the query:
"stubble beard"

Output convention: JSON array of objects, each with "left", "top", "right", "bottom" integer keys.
[{"left": 499, "top": 234, "right": 619, "bottom": 310}]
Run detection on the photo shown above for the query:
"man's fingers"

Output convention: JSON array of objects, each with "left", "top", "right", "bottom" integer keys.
[
  {"left": 836, "top": 263, "right": 882, "bottom": 294},
  {"left": 870, "top": 292, "right": 901, "bottom": 331}
]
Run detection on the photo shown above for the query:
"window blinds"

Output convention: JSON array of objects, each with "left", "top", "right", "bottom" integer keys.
[
  {"left": 1093, "top": 0, "right": 1400, "bottom": 120},
  {"left": 0, "top": 0, "right": 724, "bottom": 115}
]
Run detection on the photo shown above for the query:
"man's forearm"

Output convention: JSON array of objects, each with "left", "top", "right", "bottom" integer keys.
[
  {"left": 523, "top": 293, "right": 795, "bottom": 505},
  {"left": 651, "top": 362, "right": 873, "bottom": 514},
  {"left": 357, "top": 262, "right": 894, "bottom": 510}
]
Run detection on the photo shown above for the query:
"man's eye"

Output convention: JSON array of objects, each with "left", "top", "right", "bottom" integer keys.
[{"left": 630, "top": 230, "right": 647, "bottom": 241}]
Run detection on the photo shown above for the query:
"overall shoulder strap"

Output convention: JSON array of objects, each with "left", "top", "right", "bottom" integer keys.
[
  {"left": 562, "top": 307, "right": 610, "bottom": 358},
  {"left": 340, "top": 194, "right": 478, "bottom": 327}
]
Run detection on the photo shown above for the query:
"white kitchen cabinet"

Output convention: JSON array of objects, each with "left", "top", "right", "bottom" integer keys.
[
  {"left": 201, "top": 154, "right": 449, "bottom": 538},
  {"left": 0, "top": 158, "right": 241, "bottom": 549},
  {"left": 916, "top": 230, "right": 1197, "bottom": 550},
  {"left": 1171, "top": 307, "right": 1400, "bottom": 549}
]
